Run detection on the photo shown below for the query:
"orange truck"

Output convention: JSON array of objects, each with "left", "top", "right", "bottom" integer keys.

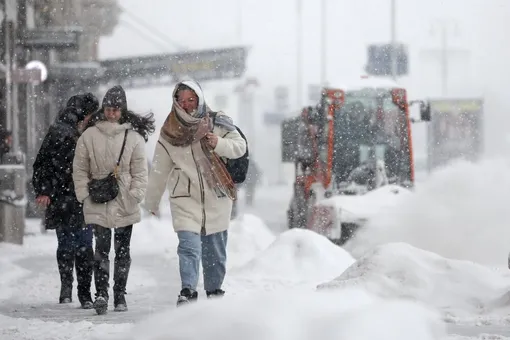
[{"left": 281, "top": 77, "right": 431, "bottom": 244}]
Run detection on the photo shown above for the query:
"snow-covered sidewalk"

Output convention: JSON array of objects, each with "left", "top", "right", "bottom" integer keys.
[{"left": 2, "top": 212, "right": 510, "bottom": 340}]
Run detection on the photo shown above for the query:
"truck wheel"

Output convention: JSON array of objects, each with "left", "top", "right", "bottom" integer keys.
[
  {"left": 339, "top": 223, "right": 359, "bottom": 245},
  {"left": 330, "top": 238, "right": 343, "bottom": 246},
  {"left": 287, "top": 209, "right": 295, "bottom": 229}
]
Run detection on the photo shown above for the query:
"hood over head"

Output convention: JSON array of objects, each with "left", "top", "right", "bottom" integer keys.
[
  {"left": 57, "top": 106, "right": 85, "bottom": 128},
  {"left": 67, "top": 93, "right": 99, "bottom": 120},
  {"left": 172, "top": 80, "right": 207, "bottom": 118}
]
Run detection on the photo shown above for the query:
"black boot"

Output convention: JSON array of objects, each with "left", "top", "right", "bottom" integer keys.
[
  {"left": 113, "top": 255, "right": 131, "bottom": 312},
  {"left": 93, "top": 248, "right": 110, "bottom": 315},
  {"left": 75, "top": 246, "right": 94, "bottom": 309},
  {"left": 177, "top": 288, "right": 198, "bottom": 307},
  {"left": 112, "top": 225, "right": 132, "bottom": 312},
  {"left": 206, "top": 289, "right": 225, "bottom": 299},
  {"left": 57, "top": 249, "right": 74, "bottom": 303}
]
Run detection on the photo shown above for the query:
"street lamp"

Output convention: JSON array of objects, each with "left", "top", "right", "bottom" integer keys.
[
  {"left": 390, "top": 0, "right": 397, "bottom": 80},
  {"left": 296, "top": 0, "right": 302, "bottom": 109},
  {"left": 420, "top": 19, "right": 467, "bottom": 96}
]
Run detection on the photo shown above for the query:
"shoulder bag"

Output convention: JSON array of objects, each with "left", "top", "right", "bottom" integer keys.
[{"left": 87, "top": 130, "right": 129, "bottom": 204}]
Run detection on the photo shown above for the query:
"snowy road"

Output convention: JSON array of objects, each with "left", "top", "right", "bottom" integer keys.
[
  {"left": 1, "top": 236, "right": 510, "bottom": 339},
  {"left": 0, "top": 254, "right": 180, "bottom": 325},
  {"left": 3, "top": 168, "right": 510, "bottom": 340}
]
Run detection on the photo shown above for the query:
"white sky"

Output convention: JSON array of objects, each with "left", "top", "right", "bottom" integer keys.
[{"left": 98, "top": 0, "right": 510, "bottom": 173}]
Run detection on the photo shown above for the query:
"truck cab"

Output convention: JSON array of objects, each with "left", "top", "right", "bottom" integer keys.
[{"left": 281, "top": 77, "right": 431, "bottom": 242}]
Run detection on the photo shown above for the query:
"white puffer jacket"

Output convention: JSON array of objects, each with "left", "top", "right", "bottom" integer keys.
[{"left": 73, "top": 121, "right": 148, "bottom": 228}]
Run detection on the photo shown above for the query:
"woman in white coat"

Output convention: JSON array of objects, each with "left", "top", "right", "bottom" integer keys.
[
  {"left": 144, "top": 80, "right": 246, "bottom": 306},
  {"left": 73, "top": 85, "right": 155, "bottom": 314}
]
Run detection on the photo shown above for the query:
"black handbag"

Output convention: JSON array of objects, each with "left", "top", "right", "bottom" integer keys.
[{"left": 87, "top": 130, "right": 129, "bottom": 204}]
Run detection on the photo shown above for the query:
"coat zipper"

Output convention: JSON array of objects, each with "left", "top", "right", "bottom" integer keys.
[{"left": 190, "top": 146, "right": 206, "bottom": 235}]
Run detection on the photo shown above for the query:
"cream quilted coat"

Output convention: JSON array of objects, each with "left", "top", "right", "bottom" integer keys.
[
  {"left": 73, "top": 121, "right": 148, "bottom": 228},
  {"left": 143, "top": 113, "right": 246, "bottom": 236}
]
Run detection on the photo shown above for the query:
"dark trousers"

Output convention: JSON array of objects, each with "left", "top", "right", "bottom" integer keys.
[
  {"left": 93, "top": 224, "right": 133, "bottom": 302},
  {"left": 55, "top": 225, "right": 94, "bottom": 303}
]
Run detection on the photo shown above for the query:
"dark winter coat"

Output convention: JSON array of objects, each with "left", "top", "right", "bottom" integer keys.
[{"left": 32, "top": 106, "right": 85, "bottom": 230}]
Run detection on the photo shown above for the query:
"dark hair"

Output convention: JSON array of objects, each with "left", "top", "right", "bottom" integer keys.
[{"left": 85, "top": 108, "right": 156, "bottom": 142}]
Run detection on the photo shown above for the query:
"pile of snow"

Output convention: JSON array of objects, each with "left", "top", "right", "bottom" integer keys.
[
  {"left": 130, "top": 214, "right": 274, "bottom": 263},
  {"left": 130, "top": 215, "right": 178, "bottom": 256},
  {"left": 229, "top": 229, "right": 355, "bottom": 286},
  {"left": 318, "top": 243, "right": 510, "bottom": 317},
  {"left": 227, "top": 214, "right": 275, "bottom": 267},
  {"left": 105, "top": 289, "right": 445, "bottom": 340},
  {"left": 318, "top": 184, "right": 412, "bottom": 223},
  {"left": 345, "top": 158, "right": 510, "bottom": 266}
]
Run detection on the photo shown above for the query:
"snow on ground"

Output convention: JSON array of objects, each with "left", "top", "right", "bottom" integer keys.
[
  {"left": 104, "top": 289, "right": 446, "bottom": 340},
  {"left": 450, "top": 337, "right": 510, "bottom": 340},
  {"left": 344, "top": 158, "right": 510, "bottom": 267},
  {"left": 317, "top": 184, "right": 413, "bottom": 224},
  {"left": 226, "top": 213, "right": 276, "bottom": 267},
  {"left": 0, "top": 314, "right": 130, "bottom": 340},
  {"left": 318, "top": 242, "right": 510, "bottom": 322},
  {"left": 228, "top": 228, "right": 354, "bottom": 291},
  {"left": 4, "top": 167, "right": 510, "bottom": 339},
  {"left": 0, "top": 213, "right": 457, "bottom": 340}
]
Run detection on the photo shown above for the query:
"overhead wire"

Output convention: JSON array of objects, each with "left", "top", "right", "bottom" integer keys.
[
  {"left": 118, "top": 18, "right": 171, "bottom": 53},
  {"left": 118, "top": 4, "right": 188, "bottom": 52}
]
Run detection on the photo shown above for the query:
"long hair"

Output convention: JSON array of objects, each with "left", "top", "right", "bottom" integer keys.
[{"left": 85, "top": 108, "right": 156, "bottom": 142}]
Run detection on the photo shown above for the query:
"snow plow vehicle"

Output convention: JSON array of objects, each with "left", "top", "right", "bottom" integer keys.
[{"left": 281, "top": 77, "right": 431, "bottom": 245}]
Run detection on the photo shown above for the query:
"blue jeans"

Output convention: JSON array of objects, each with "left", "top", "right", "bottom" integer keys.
[{"left": 177, "top": 230, "right": 228, "bottom": 292}]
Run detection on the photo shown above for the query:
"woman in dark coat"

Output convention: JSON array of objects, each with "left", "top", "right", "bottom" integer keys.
[{"left": 32, "top": 93, "right": 99, "bottom": 308}]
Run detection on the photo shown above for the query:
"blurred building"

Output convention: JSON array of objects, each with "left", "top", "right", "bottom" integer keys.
[{"left": 34, "top": 0, "right": 120, "bottom": 61}]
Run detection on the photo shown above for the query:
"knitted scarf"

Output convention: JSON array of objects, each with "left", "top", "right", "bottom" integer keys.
[{"left": 160, "top": 100, "right": 237, "bottom": 200}]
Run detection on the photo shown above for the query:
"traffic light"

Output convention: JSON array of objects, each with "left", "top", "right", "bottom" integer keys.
[{"left": 365, "top": 43, "right": 408, "bottom": 77}]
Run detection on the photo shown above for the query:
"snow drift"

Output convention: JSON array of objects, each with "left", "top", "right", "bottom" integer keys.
[
  {"left": 317, "top": 184, "right": 412, "bottom": 224},
  {"left": 227, "top": 228, "right": 355, "bottom": 290},
  {"left": 107, "top": 289, "right": 446, "bottom": 340},
  {"left": 227, "top": 214, "right": 275, "bottom": 267},
  {"left": 130, "top": 214, "right": 273, "bottom": 265},
  {"left": 344, "top": 158, "right": 510, "bottom": 266},
  {"left": 318, "top": 242, "right": 510, "bottom": 317}
]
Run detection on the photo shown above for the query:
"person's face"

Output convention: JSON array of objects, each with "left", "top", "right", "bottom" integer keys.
[
  {"left": 104, "top": 107, "right": 122, "bottom": 122},
  {"left": 177, "top": 89, "right": 199, "bottom": 114}
]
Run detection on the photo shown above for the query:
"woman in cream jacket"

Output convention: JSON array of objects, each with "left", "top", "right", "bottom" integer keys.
[
  {"left": 144, "top": 80, "right": 246, "bottom": 306},
  {"left": 73, "top": 85, "right": 155, "bottom": 315}
]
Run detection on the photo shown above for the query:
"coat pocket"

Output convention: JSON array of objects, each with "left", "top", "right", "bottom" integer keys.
[{"left": 170, "top": 168, "right": 191, "bottom": 198}]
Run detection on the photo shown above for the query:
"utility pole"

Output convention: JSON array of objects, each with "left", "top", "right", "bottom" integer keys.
[
  {"left": 420, "top": 20, "right": 468, "bottom": 97},
  {"left": 320, "top": 0, "right": 326, "bottom": 85},
  {"left": 16, "top": 0, "right": 28, "bottom": 156},
  {"left": 439, "top": 24, "right": 448, "bottom": 96},
  {"left": 0, "top": 2, "right": 5, "bottom": 131},
  {"left": 390, "top": 0, "right": 397, "bottom": 80},
  {"left": 237, "top": 1, "right": 243, "bottom": 44},
  {"left": 3, "top": 19, "right": 13, "bottom": 133},
  {"left": 296, "top": 0, "right": 302, "bottom": 109}
]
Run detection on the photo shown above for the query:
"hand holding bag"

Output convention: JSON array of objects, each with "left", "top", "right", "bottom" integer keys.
[{"left": 87, "top": 130, "right": 128, "bottom": 204}]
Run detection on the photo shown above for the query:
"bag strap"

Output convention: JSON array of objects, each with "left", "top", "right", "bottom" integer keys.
[
  {"left": 209, "top": 111, "right": 217, "bottom": 131},
  {"left": 114, "top": 130, "right": 129, "bottom": 177}
]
